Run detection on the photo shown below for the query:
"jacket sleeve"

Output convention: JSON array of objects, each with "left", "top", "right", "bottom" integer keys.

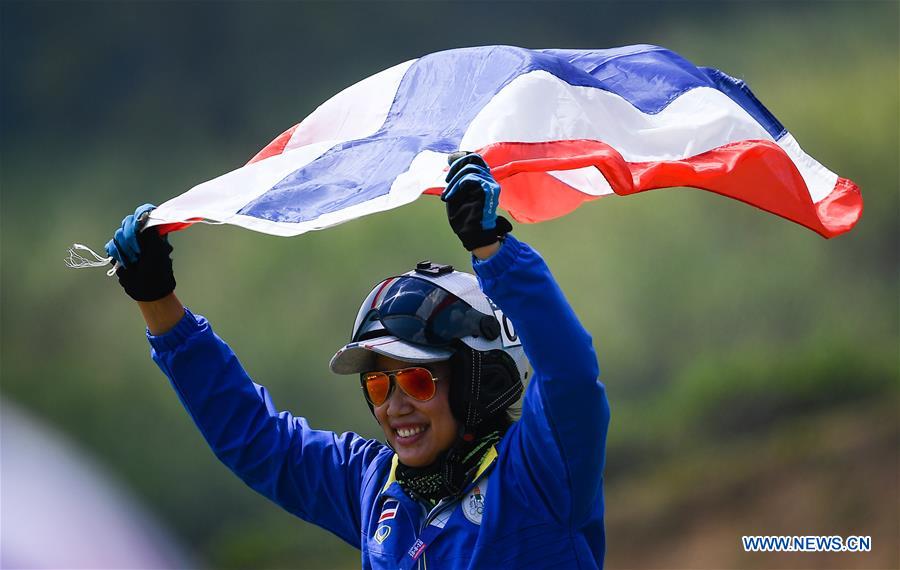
[
  {"left": 147, "top": 309, "right": 387, "bottom": 548},
  {"left": 473, "top": 235, "right": 610, "bottom": 526}
]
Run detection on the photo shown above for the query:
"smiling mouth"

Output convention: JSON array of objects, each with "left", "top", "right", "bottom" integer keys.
[{"left": 394, "top": 425, "right": 428, "bottom": 440}]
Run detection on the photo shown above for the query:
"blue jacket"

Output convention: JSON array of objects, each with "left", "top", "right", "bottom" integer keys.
[{"left": 149, "top": 235, "right": 610, "bottom": 569}]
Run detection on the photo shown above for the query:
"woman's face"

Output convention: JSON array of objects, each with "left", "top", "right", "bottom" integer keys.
[{"left": 371, "top": 354, "right": 459, "bottom": 468}]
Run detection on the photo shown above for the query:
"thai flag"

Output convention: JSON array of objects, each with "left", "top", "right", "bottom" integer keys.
[
  {"left": 378, "top": 499, "right": 399, "bottom": 523},
  {"left": 147, "top": 45, "right": 861, "bottom": 239}
]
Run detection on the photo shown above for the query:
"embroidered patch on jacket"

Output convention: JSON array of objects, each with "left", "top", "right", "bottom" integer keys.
[
  {"left": 408, "top": 539, "right": 426, "bottom": 560},
  {"left": 462, "top": 479, "right": 488, "bottom": 525},
  {"left": 378, "top": 499, "right": 399, "bottom": 523},
  {"left": 374, "top": 524, "right": 391, "bottom": 544}
]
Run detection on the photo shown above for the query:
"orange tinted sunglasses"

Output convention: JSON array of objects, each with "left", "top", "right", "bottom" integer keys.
[{"left": 361, "top": 367, "right": 439, "bottom": 407}]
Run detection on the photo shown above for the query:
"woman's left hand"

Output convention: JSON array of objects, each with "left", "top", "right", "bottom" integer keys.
[{"left": 442, "top": 152, "right": 512, "bottom": 252}]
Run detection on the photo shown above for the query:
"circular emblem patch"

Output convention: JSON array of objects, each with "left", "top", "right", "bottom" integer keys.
[{"left": 462, "top": 479, "right": 488, "bottom": 525}]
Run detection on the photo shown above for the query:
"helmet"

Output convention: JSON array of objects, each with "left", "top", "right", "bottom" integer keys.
[{"left": 330, "top": 261, "right": 528, "bottom": 437}]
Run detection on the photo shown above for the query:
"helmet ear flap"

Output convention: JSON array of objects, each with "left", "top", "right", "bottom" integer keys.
[
  {"left": 479, "top": 350, "right": 523, "bottom": 418},
  {"left": 448, "top": 347, "right": 471, "bottom": 432},
  {"left": 449, "top": 346, "right": 524, "bottom": 438}
]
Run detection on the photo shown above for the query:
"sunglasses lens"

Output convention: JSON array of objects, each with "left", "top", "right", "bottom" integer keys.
[
  {"left": 395, "top": 368, "right": 436, "bottom": 401},
  {"left": 364, "top": 372, "right": 390, "bottom": 406}
]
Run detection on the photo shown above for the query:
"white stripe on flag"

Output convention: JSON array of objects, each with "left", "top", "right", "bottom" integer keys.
[
  {"left": 147, "top": 141, "right": 336, "bottom": 231},
  {"left": 148, "top": 59, "right": 429, "bottom": 236},
  {"left": 153, "top": 149, "right": 449, "bottom": 237},
  {"left": 548, "top": 167, "right": 614, "bottom": 197},
  {"left": 285, "top": 59, "right": 416, "bottom": 152},
  {"left": 460, "top": 70, "right": 838, "bottom": 203},
  {"left": 776, "top": 133, "right": 838, "bottom": 203}
]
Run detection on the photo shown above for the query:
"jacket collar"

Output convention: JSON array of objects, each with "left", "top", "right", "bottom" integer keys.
[{"left": 380, "top": 445, "right": 498, "bottom": 499}]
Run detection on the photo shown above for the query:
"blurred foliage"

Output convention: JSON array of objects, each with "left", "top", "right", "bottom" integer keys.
[{"left": 1, "top": 1, "right": 897, "bottom": 569}]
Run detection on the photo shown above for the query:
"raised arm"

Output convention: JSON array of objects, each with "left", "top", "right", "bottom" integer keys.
[
  {"left": 442, "top": 155, "right": 609, "bottom": 526},
  {"left": 148, "top": 309, "right": 387, "bottom": 546},
  {"left": 475, "top": 236, "right": 608, "bottom": 524},
  {"left": 138, "top": 293, "right": 185, "bottom": 334},
  {"left": 105, "top": 205, "right": 390, "bottom": 546}
]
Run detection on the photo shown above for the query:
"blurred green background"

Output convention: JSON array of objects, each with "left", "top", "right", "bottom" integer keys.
[{"left": 1, "top": 1, "right": 897, "bottom": 569}]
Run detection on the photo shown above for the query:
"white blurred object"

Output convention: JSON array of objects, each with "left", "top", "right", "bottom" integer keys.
[{"left": 1, "top": 400, "right": 192, "bottom": 569}]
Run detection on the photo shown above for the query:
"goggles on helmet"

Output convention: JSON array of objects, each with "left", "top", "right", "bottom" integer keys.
[{"left": 353, "top": 276, "right": 501, "bottom": 347}]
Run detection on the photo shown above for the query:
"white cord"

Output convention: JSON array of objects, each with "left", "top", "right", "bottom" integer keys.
[
  {"left": 65, "top": 219, "right": 219, "bottom": 277},
  {"left": 64, "top": 243, "right": 118, "bottom": 276}
]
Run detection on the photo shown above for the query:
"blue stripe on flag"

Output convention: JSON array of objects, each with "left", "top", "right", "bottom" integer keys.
[{"left": 238, "top": 45, "right": 785, "bottom": 224}]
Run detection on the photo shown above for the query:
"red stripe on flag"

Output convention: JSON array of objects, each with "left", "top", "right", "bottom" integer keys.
[
  {"left": 246, "top": 124, "right": 300, "bottom": 165},
  {"left": 815, "top": 177, "right": 863, "bottom": 236},
  {"left": 155, "top": 219, "right": 205, "bottom": 236},
  {"left": 423, "top": 140, "right": 861, "bottom": 239}
]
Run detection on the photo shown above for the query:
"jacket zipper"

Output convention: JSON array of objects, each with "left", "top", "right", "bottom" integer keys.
[{"left": 416, "top": 498, "right": 454, "bottom": 569}]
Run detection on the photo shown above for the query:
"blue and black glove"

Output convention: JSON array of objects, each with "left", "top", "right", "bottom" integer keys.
[
  {"left": 442, "top": 152, "right": 513, "bottom": 251},
  {"left": 105, "top": 204, "right": 176, "bottom": 302}
]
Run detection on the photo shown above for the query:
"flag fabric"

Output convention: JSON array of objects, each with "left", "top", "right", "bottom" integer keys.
[{"left": 147, "top": 45, "right": 862, "bottom": 239}]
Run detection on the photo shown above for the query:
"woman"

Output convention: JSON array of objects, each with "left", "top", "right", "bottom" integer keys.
[{"left": 107, "top": 154, "right": 610, "bottom": 569}]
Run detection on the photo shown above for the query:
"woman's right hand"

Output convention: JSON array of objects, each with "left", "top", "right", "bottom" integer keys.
[{"left": 105, "top": 204, "right": 176, "bottom": 303}]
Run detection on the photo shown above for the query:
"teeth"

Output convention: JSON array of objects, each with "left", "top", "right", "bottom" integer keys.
[{"left": 396, "top": 426, "right": 426, "bottom": 438}]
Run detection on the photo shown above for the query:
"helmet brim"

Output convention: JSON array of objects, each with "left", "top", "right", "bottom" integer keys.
[{"left": 329, "top": 336, "right": 455, "bottom": 375}]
